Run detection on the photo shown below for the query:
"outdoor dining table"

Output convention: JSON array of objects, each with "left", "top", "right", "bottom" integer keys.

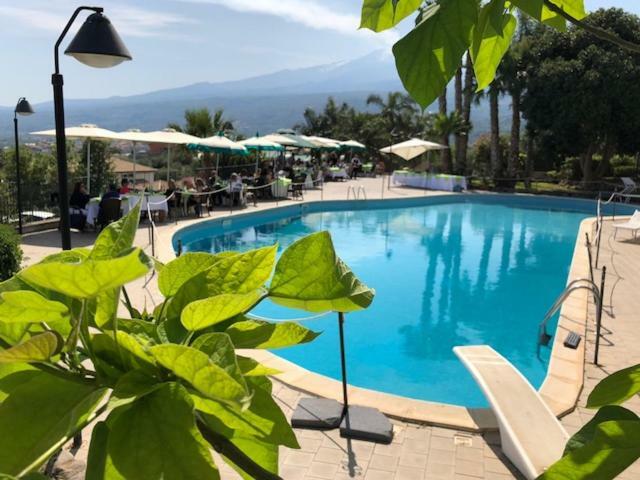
[
  {"left": 85, "top": 194, "right": 168, "bottom": 226},
  {"left": 272, "top": 177, "right": 291, "bottom": 198},
  {"left": 328, "top": 167, "right": 348, "bottom": 180},
  {"left": 391, "top": 170, "right": 467, "bottom": 192}
]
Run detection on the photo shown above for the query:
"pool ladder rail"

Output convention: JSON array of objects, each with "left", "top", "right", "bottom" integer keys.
[
  {"left": 347, "top": 185, "right": 367, "bottom": 200},
  {"left": 537, "top": 269, "right": 607, "bottom": 364}
]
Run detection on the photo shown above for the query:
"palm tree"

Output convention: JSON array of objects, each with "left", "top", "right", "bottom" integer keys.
[
  {"left": 437, "top": 90, "right": 451, "bottom": 172},
  {"left": 432, "top": 111, "right": 468, "bottom": 172},
  {"left": 169, "top": 108, "right": 235, "bottom": 138},
  {"left": 456, "top": 53, "right": 475, "bottom": 175},
  {"left": 366, "top": 92, "right": 418, "bottom": 136}
]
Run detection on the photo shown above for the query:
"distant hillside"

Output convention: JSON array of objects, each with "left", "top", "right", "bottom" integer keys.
[{"left": 0, "top": 50, "right": 510, "bottom": 144}]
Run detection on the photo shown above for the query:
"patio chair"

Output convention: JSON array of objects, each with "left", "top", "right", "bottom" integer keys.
[
  {"left": 454, "top": 345, "right": 569, "bottom": 480},
  {"left": 613, "top": 210, "right": 640, "bottom": 240},
  {"left": 98, "top": 198, "right": 122, "bottom": 231},
  {"left": 290, "top": 176, "right": 305, "bottom": 200}
]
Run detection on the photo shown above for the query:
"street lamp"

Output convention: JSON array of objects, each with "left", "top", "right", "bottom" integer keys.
[
  {"left": 14, "top": 98, "right": 35, "bottom": 235},
  {"left": 53, "top": 6, "right": 131, "bottom": 249}
]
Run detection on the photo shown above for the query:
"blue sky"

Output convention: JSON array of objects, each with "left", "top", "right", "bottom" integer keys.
[{"left": 0, "top": 0, "right": 637, "bottom": 106}]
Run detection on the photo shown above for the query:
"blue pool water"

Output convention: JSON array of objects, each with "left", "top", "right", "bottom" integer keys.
[{"left": 176, "top": 195, "right": 617, "bottom": 407}]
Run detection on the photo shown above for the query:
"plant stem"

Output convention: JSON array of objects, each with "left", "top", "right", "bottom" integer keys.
[
  {"left": 196, "top": 416, "right": 283, "bottom": 480},
  {"left": 543, "top": 0, "right": 640, "bottom": 53}
]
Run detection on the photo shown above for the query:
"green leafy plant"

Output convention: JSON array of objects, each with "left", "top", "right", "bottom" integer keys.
[
  {"left": 0, "top": 204, "right": 374, "bottom": 479},
  {"left": 358, "top": 1, "right": 640, "bottom": 108},
  {"left": 0, "top": 225, "right": 22, "bottom": 282},
  {"left": 539, "top": 363, "right": 640, "bottom": 479}
]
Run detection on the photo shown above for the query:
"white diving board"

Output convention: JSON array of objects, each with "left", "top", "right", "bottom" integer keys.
[{"left": 453, "top": 345, "right": 569, "bottom": 480}]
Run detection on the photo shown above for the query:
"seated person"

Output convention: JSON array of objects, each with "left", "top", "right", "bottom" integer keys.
[
  {"left": 98, "top": 184, "right": 121, "bottom": 227},
  {"left": 70, "top": 182, "right": 91, "bottom": 212},
  {"left": 228, "top": 173, "right": 244, "bottom": 206},
  {"left": 119, "top": 178, "right": 131, "bottom": 195}
]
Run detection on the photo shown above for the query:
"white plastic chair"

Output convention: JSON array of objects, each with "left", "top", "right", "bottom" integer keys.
[{"left": 613, "top": 210, "right": 640, "bottom": 239}]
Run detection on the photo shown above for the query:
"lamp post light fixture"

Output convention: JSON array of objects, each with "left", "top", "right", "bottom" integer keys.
[
  {"left": 53, "top": 6, "right": 131, "bottom": 249},
  {"left": 14, "top": 98, "right": 35, "bottom": 235}
]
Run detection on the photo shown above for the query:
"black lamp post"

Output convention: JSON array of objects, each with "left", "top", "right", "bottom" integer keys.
[
  {"left": 14, "top": 98, "right": 35, "bottom": 235},
  {"left": 53, "top": 6, "right": 131, "bottom": 249}
]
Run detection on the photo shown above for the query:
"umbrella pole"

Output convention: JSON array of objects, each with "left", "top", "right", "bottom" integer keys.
[
  {"left": 216, "top": 153, "right": 220, "bottom": 174},
  {"left": 87, "top": 140, "right": 91, "bottom": 194},
  {"left": 132, "top": 142, "right": 137, "bottom": 187},
  {"left": 338, "top": 312, "right": 349, "bottom": 416},
  {"left": 167, "top": 145, "right": 171, "bottom": 183}
]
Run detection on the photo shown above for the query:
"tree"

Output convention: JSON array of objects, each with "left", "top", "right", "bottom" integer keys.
[
  {"left": 432, "top": 111, "right": 468, "bottom": 172},
  {"left": 366, "top": 92, "right": 418, "bottom": 132},
  {"left": 521, "top": 9, "right": 640, "bottom": 183},
  {"left": 360, "top": 0, "right": 640, "bottom": 109},
  {"left": 75, "top": 140, "right": 116, "bottom": 196}
]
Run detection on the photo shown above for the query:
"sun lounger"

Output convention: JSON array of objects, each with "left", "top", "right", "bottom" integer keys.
[
  {"left": 453, "top": 345, "right": 569, "bottom": 480},
  {"left": 613, "top": 210, "right": 640, "bottom": 239}
]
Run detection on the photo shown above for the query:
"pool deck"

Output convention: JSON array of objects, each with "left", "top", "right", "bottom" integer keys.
[{"left": 19, "top": 177, "right": 640, "bottom": 479}]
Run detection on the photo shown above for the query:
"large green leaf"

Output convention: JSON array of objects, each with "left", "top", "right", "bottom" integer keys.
[
  {"left": 0, "top": 372, "right": 106, "bottom": 476},
  {"left": 587, "top": 364, "right": 640, "bottom": 408},
  {"left": 204, "top": 245, "right": 277, "bottom": 295},
  {"left": 106, "top": 383, "right": 220, "bottom": 480},
  {"left": 539, "top": 420, "right": 640, "bottom": 480},
  {"left": 392, "top": 0, "right": 478, "bottom": 108},
  {"left": 360, "top": 0, "right": 423, "bottom": 32},
  {"left": 19, "top": 248, "right": 152, "bottom": 299},
  {"left": 0, "top": 363, "right": 35, "bottom": 402},
  {"left": 226, "top": 319, "right": 320, "bottom": 349},
  {"left": 90, "top": 203, "right": 141, "bottom": 260},
  {"left": 158, "top": 252, "right": 226, "bottom": 297},
  {"left": 471, "top": 1, "right": 517, "bottom": 90},
  {"left": 511, "top": 0, "right": 585, "bottom": 30},
  {"left": 0, "top": 332, "right": 62, "bottom": 364},
  {"left": 269, "top": 231, "right": 374, "bottom": 312},
  {"left": 194, "top": 377, "right": 298, "bottom": 448},
  {"left": 181, "top": 291, "right": 264, "bottom": 331},
  {"left": 237, "top": 356, "right": 281, "bottom": 377},
  {"left": 92, "top": 331, "right": 157, "bottom": 375},
  {"left": 219, "top": 435, "right": 278, "bottom": 480},
  {"left": 150, "top": 344, "right": 249, "bottom": 407},
  {"left": 190, "top": 333, "right": 246, "bottom": 389},
  {"left": 166, "top": 246, "right": 275, "bottom": 320},
  {"left": 92, "top": 289, "right": 120, "bottom": 328},
  {"left": 85, "top": 421, "right": 110, "bottom": 480},
  {"left": 564, "top": 405, "right": 640, "bottom": 455},
  {"left": 0, "top": 291, "right": 69, "bottom": 324}
]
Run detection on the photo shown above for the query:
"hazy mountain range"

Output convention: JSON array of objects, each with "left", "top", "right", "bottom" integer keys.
[{"left": 0, "top": 50, "right": 509, "bottom": 144}]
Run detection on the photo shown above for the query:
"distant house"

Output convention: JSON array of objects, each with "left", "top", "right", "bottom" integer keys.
[{"left": 110, "top": 156, "right": 157, "bottom": 186}]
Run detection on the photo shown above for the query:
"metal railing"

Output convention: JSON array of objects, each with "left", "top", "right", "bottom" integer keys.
[
  {"left": 346, "top": 185, "right": 367, "bottom": 200},
  {"left": 0, "top": 181, "right": 60, "bottom": 226},
  {"left": 537, "top": 267, "right": 607, "bottom": 365}
]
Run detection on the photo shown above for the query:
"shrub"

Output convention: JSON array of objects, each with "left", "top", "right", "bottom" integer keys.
[
  {"left": 0, "top": 224, "right": 22, "bottom": 281},
  {"left": 0, "top": 204, "right": 374, "bottom": 478}
]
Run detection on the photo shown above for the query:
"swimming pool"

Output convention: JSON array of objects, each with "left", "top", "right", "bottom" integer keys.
[{"left": 175, "top": 195, "right": 631, "bottom": 407}]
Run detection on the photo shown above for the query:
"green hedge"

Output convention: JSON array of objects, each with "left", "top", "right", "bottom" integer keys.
[{"left": 0, "top": 224, "right": 22, "bottom": 281}]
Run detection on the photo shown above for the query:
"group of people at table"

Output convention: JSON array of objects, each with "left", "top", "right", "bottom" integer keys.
[{"left": 67, "top": 153, "right": 384, "bottom": 230}]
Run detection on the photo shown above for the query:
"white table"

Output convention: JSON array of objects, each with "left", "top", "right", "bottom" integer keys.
[
  {"left": 328, "top": 168, "right": 348, "bottom": 180},
  {"left": 86, "top": 194, "right": 168, "bottom": 226},
  {"left": 391, "top": 171, "right": 467, "bottom": 191}
]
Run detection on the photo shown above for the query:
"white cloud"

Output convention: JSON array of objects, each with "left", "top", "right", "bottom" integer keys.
[
  {"left": 178, "top": 0, "right": 399, "bottom": 45},
  {"left": 0, "top": 1, "right": 193, "bottom": 38}
]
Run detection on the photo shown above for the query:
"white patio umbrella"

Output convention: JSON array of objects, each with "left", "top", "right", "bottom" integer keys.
[
  {"left": 112, "top": 129, "right": 154, "bottom": 186},
  {"left": 305, "top": 136, "right": 341, "bottom": 150},
  {"left": 262, "top": 133, "right": 299, "bottom": 147},
  {"left": 340, "top": 139, "right": 366, "bottom": 150},
  {"left": 239, "top": 137, "right": 284, "bottom": 175},
  {"left": 379, "top": 138, "right": 447, "bottom": 161},
  {"left": 31, "top": 124, "right": 121, "bottom": 193},
  {"left": 188, "top": 134, "right": 248, "bottom": 173},
  {"left": 143, "top": 128, "right": 202, "bottom": 182}
]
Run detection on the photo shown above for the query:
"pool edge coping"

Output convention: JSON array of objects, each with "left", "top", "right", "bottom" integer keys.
[{"left": 169, "top": 193, "right": 596, "bottom": 432}]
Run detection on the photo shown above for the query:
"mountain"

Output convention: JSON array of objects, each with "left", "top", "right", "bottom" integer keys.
[{"left": 0, "top": 50, "right": 508, "bottom": 143}]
